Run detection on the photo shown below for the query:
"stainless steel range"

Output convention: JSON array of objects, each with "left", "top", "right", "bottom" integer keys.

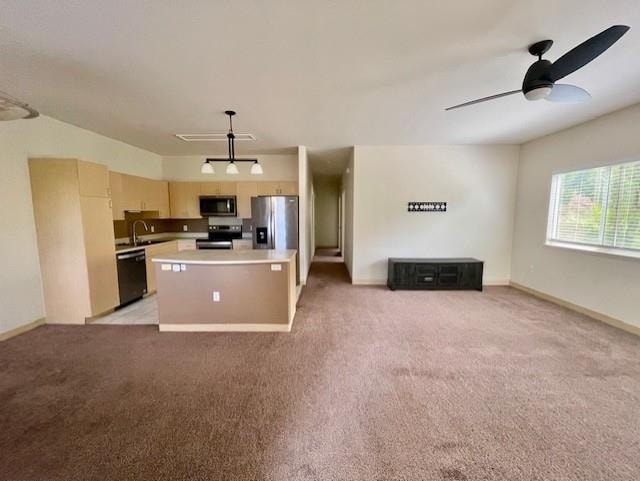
[{"left": 196, "top": 225, "right": 242, "bottom": 250}]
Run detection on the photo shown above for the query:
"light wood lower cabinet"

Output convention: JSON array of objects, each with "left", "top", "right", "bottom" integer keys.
[
  {"left": 29, "top": 158, "right": 120, "bottom": 324},
  {"left": 145, "top": 241, "right": 179, "bottom": 293}
]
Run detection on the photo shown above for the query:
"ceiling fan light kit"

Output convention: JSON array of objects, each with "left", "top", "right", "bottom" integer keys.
[
  {"left": 200, "top": 110, "right": 262, "bottom": 175},
  {"left": 0, "top": 92, "right": 39, "bottom": 121},
  {"left": 446, "top": 25, "right": 630, "bottom": 111}
]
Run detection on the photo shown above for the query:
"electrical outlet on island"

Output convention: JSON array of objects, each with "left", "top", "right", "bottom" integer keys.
[{"left": 183, "top": 225, "right": 188, "bottom": 232}]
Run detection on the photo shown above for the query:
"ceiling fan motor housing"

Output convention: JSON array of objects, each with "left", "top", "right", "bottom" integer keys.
[{"left": 522, "top": 59, "right": 553, "bottom": 100}]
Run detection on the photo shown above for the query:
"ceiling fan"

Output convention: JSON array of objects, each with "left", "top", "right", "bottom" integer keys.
[
  {"left": 0, "top": 91, "right": 39, "bottom": 120},
  {"left": 445, "top": 25, "right": 630, "bottom": 111}
]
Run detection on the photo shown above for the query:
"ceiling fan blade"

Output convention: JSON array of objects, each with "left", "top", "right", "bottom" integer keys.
[
  {"left": 445, "top": 89, "right": 521, "bottom": 111},
  {"left": 545, "top": 84, "right": 591, "bottom": 103},
  {"left": 548, "top": 25, "right": 630, "bottom": 82}
]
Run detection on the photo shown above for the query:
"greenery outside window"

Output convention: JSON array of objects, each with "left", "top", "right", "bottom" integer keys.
[{"left": 547, "top": 160, "right": 640, "bottom": 254}]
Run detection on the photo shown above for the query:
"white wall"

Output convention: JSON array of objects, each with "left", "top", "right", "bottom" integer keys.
[
  {"left": 297, "top": 146, "right": 314, "bottom": 285},
  {"left": 512, "top": 104, "right": 640, "bottom": 328},
  {"left": 342, "top": 149, "right": 355, "bottom": 279},
  {"left": 351, "top": 145, "right": 519, "bottom": 284},
  {"left": 0, "top": 116, "right": 162, "bottom": 336},
  {"left": 162, "top": 154, "right": 298, "bottom": 181},
  {"left": 314, "top": 177, "right": 340, "bottom": 247}
]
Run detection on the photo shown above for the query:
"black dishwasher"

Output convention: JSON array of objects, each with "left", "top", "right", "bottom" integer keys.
[{"left": 116, "top": 249, "right": 147, "bottom": 306}]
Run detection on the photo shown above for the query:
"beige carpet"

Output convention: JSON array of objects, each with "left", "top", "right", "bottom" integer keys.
[{"left": 1, "top": 262, "right": 639, "bottom": 480}]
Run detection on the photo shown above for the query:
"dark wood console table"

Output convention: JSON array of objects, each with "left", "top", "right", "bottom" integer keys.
[{"left": 387, "top": 258, "right": 483, "bottom": 291}]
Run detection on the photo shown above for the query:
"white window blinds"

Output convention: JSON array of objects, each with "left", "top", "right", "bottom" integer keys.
[{"left": 548, "top": 160, "right": 640, "bottom": 252}]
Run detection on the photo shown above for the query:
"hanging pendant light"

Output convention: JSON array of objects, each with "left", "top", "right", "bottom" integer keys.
[
  {"left": 250, "top": 160, "right": 263, "bottom": 175},
  {"left": 226, "top": 161, "right": 239, "bottom": 175},
  {"left": 201, "top": 111, "right": 262, "bottom": 175},
  {"left": 201, "top": 159, "right": 215, "bottom": 174}
]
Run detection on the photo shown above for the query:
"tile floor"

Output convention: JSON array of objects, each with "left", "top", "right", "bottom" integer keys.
[{"left": 93, "top": 295, "right": 159, "bottom": 325}]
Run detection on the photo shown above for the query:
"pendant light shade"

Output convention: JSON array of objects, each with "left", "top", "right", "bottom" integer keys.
[
  {"left": 250, "top": 160, "right": 263, "bottom": 175},
  {"left": 226, "top": 161, "right": 239, "bottom": 175},
  {"left": 201, "top": 160, "right": 215, "bottom": 174}
]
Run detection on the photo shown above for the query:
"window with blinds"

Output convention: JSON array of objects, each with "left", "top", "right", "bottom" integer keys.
[{"left": 547, "top": 160, "right": 640, "bottom": 252}]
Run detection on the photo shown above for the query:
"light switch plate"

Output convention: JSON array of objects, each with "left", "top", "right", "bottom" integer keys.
[
  {"left": 212, "top": 291, "right": 220, "bottom": 302},
  {"left": 271, "top": 264, "right": 282, "bottom": 271},
  {"left": 180, "top": 264, "right": 186, "bottom": 271},
  {"left": 161, "top": 264, "right": 171, "bottom": 271},
  {"left": 151, "top": 225, "right": 155, "bottom": 233},
  {"left": 183, "top": 225, "right": 188, "bottom": 232},
  {"left": 172, "top": 264, "right": 180, "bottom": 272}
]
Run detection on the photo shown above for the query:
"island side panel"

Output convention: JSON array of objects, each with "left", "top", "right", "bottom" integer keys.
[{"left": 155, "top": 262, "right": 290, "bottom": 327}]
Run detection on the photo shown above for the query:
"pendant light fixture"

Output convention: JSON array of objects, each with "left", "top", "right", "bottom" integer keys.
[
  {"left": 250, "top": 160, "right": 263, "bottom": 175},
  {"left": 201, "top": 110, "right": 263, "bottom": 175},
  {"left": 201, "top": 159, "right": 215, "bottom": 174}
]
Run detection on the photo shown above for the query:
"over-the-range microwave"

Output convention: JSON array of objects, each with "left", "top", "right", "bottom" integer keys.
[{"left": 199, "top": 196, "right": 237, "bottom": 217}]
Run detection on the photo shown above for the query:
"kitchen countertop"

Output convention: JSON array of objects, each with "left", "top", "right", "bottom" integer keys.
[
  {"left": 115, "top": 236, "right": 207, "bottom": 254},
  {"left": 151, "top": 249, "right": 297, "bottom": 265}
]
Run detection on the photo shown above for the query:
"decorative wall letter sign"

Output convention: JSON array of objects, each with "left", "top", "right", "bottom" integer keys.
[{"left": 407, "top": 202, "right": 447, "bottom": 212}]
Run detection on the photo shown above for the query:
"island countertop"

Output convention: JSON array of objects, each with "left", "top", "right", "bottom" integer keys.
[{"left": 151, "top": 249, "right": 297, "bottom": 265}]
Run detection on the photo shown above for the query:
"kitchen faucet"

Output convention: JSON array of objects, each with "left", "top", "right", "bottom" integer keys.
[{"left": 132, "top": 220, "right": 149, "bottom": 246}]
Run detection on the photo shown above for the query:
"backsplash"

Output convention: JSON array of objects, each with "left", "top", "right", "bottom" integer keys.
[{"left": 114, "top": 213, "right": 208, "bottom": 240}]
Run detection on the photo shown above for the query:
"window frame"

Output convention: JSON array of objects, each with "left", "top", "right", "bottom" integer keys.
[{"left": 545, "top": 160, "right": 640, "bottom": 260}]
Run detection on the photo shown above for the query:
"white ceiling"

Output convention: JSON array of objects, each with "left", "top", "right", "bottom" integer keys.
[{"left": 2, "top": 0, "right": 640, "bottom": 173}]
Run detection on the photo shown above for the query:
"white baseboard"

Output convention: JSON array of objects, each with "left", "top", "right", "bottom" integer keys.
[
  {"left": 0, "top": 317, "right": 46, "bottom": 341},
  {"left": 483, "top": 279, "right": 511, "bottom": 286},
  {"left": 159, "top": 321, "right": 292, "bottom": 333},
  {"left": 352, "top": 279, "right": 386, "bottom": 286},
  {"left": 510, "top": 281, "right": 640, "bottom": 337}
]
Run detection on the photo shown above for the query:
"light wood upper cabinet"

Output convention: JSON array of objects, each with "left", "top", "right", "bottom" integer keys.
[
  {"left": 257, "top": 181, "right": 298, "bottom": 195},
  {"left": 236, "top": 182, "right": 258, "bottom": 219},
  {"left": 278, "top": 182, "right": 298, "bottom": 195},
  {"left": 77, "top": 160, "right": 110, "bottom": 197},
  {"left": 109, "top": 171, "right": 126, "bottom": 220},
  {"left": 113, "top": 173, "right": 170, "bottom": 218},
  {"left": 169, "top": 182, "right": 201, "bottom": 218},
  {"left": 219, "top": 182, "right": 237, "bottom": 195},
  {"left": 199, "top": 182, "right": 220, "bottom": 195},
  {"left": 257, "top": 182, "right": 279, "bottom": 195},
  {"left": 200, "top": 182, "right": 237, "bottom": 195},
  {"left": 141, "top": 178, "right": 170, "bottom": 218}
]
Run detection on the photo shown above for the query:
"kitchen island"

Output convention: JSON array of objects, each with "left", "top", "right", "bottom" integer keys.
[{"left": 152, "top": 249, "right": 297, "bottom": 332}]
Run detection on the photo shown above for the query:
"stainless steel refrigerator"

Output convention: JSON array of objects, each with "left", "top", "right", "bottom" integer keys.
[{"left": 251, "top": 195, "right": 299, "bottom": 283}]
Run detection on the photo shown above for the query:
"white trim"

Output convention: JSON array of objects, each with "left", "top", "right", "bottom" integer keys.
[
  {"left": 0, "top": 317, "right": 45, "bottom": 341},
  {"left": 545, "top": 240, "right": 640, "bottom": 261},
  {"left": 159, "top": 321, "right": 292, "bottom": 333},
  {"left": 510, "top": 282, "right": 640, "bottom": 337}
]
